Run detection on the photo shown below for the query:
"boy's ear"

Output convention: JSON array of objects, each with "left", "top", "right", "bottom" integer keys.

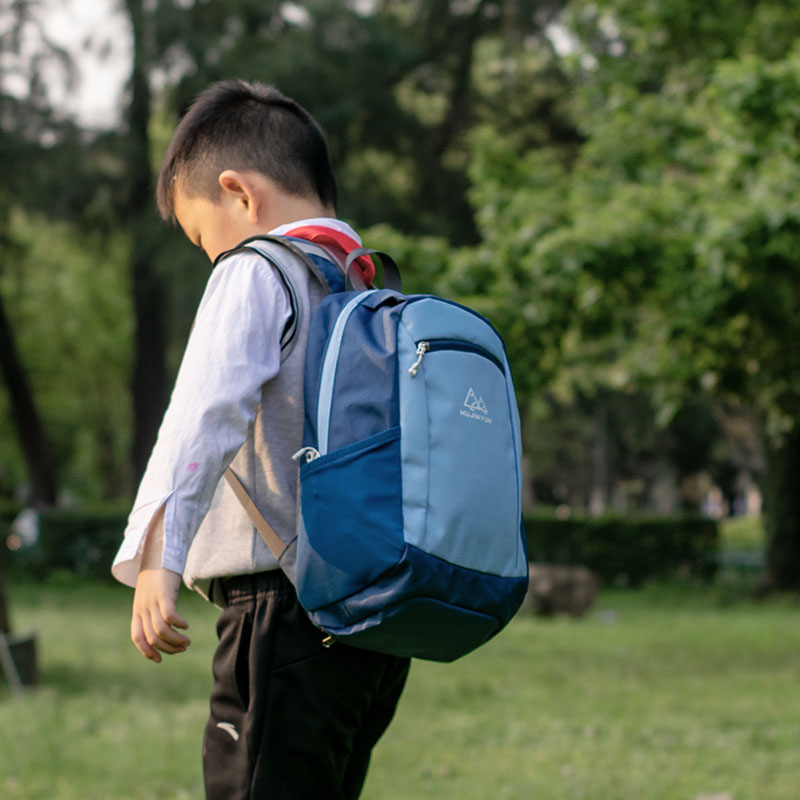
[{"left": 218, "top": 170, "right": 261, "bottom": 223}]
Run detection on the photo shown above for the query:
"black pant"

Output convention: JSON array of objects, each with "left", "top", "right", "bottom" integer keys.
[{"left": 203, "top": 571, "right": 410, "bottom": 800}]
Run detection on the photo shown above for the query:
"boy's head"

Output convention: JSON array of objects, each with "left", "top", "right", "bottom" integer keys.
[{"left": 157, "top": 80, "right": 338, "bottom": 259}]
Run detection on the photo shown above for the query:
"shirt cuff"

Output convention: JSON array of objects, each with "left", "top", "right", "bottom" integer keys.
[{"left": 111, "top": 492, "right": 181, "bottom": 587}]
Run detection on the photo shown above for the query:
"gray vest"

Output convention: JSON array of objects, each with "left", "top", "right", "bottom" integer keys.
[{"left": 184, "top": 238, "right": 331, "bottom": 597}]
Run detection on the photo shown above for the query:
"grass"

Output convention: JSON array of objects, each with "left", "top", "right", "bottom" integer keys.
[{"left": 1, "top": 574, "right": 799, "bottom": 799}]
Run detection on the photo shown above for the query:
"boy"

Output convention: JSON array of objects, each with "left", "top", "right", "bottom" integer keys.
[{"left": 112, "top": 79, "right": 410, "bottom": 800}]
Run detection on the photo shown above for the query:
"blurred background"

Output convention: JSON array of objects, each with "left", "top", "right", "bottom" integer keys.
[
  {"left": 3, "top": 3, "right": 800, "bottom": 798},
  {"left": 1, "top": 0, "right": 800, "bottom": 593}
]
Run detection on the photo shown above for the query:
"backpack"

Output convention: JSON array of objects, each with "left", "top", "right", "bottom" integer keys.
[{"left": 224, "top": 236, "right": 529, "bottom": 662}]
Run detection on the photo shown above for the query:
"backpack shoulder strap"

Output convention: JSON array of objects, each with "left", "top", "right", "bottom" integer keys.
[
  {"left": 223, "top": 468, "right": 286, "bottom": 561},
  {"left": 217, "top": 235, "right": 340, "bottom": 561},
  {"left": 344, "top": 247, "right": 403, "bottom": 292},
  {"left": 230, "top": 234, "right": 336, "bottom": 291},
  {"left": 215, "top": 234, "right": 336, "bottom": 351}
]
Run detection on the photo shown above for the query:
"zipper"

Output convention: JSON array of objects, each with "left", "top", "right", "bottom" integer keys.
[
  {"left": 292, "top": 446, "right": 321, "bottom": 464},
  {"left": 408, "top": 339, "right": 505, "bottom": 377},
  {"left": 408, "top": 342, "right": 430, "bottom": 376}
]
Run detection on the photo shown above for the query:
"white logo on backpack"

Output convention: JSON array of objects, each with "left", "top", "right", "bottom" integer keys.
[{"left": 460, "top": 388, "right": 492, "bottom": 424}]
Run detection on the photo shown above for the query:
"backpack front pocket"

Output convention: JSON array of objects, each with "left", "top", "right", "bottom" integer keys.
[{"left": 296, "top": 426, "right": 405, "bottom": 610}]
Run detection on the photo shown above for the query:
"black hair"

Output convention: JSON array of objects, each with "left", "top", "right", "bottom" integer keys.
[{"left": 156, "top": 79, "right": 337, "bottom": 220}]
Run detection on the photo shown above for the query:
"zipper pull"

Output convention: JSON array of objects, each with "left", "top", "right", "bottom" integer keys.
[
  {"left": 292, "top": 446, "right": 321, "bottom": 464},
  {"left": 409, "top": 341, "right": 430, "bottom": 377}
]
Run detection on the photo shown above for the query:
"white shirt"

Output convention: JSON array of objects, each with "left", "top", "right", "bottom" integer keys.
[{"left": 111, "top": 219, "right": 361, "bottom": 588}]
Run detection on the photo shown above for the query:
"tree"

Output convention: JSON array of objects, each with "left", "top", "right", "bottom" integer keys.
[
  {"left": 124, "top": 0, "right": 170, "bottom": 483},
  {"left": 0, "top": 0, "right": 75, "bottom": 506},
  {"left": 452, "top": 1, "right": 800, "bottom": 586},
  {"left": 0, "top": 291, "right": 55, "bottom": 507},
  {"left": 153, "top": 0, "right": 577, "bottom": 243},
  {"left": 1, "top": 212, "right": 134, "bottom": 502},
  {"left": 104, "top": 0, "right": 583, "bottom": 483},
  {"left": 0, "top": 0, "right": 74, "bottom": 657}
]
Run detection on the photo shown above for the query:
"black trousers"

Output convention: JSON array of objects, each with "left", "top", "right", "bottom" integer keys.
[{"left": 203, "top": 571, "right": 410, "bottom": 800}]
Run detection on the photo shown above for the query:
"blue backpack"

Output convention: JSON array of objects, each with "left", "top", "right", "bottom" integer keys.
[{"left": 225, "top": 237, "right": 528, "bottom": 662}]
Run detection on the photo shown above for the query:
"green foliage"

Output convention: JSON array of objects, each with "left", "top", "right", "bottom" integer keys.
[
  {"left": 0, "top": 502, "right": 22, "bottom": 537},
  {"left": 442, "top": 9, "right": 800, "bottom": 588},
  {"left": 565, "top": 0, "right": 800, "bottom": 94},
  {"left": 148, "top": 0, "right": 577, "bottom": 244},
  {"left": 429, "top": 1, "right": 800, "bottom": 429},
  {"left": 0, "top": 212, "right": 133, "bottom": 500},
  {"left": 525, "top": 512, "right": 719, "bottom": 585},
  {"left": 5, "top": 507, "right": 128, "bottom": 581},
  {"left": 2, "top": 0, "right": 798, "bottom": 587}
]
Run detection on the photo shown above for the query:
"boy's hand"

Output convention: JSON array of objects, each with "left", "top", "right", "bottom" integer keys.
[
  {"left": 131, "top": 567, "right": 190, "bottom": 662},
  {"left": 130, "top": 505, "right": 189, "bottom": 663}
]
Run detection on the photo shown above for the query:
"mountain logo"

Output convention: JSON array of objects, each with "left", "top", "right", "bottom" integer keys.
[
  {"left": 460, "top": 388, "right": 492, "bottom": 424},
  {"left": 463, "top": 388, "right": 488, "bottom": 414}
]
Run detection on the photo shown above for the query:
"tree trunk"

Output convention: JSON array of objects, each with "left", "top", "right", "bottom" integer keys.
[
  {"left": 763, "top": 426, "right": 800, "bottom": 591},
  {"left": 589, "top": 396, "right": 609, "bottom": 516},
  {"left": 0, "top": 287, "right": 56, "bottom": 641},
  {"left": 0, "top": 289, "right": 57, "bottom": 507},
  {"left": 126, "top": 0, "right": 169, "bottom": 485},
  {"left": 0, "top": 545, "right": 9, "bottom": 634},
  {"left": 130, "top": 221, "right": 168, "bottom": 484}
]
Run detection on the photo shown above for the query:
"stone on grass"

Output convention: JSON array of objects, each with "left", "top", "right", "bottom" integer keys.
[{"left": 521, "top": 563, "right": 600, "bottom": 618}]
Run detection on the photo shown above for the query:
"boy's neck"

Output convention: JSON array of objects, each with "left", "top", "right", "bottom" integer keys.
[{"left": 262, "top": 192, "right": 335, "bottom": 232}]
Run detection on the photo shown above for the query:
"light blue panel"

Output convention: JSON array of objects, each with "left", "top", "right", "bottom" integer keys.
[
  {"left": 398, "top": 296, "right": 527, "bottom": 578},
  {"left": 397, "top": 322, "right": 429, "bottom": 547},
  {"left": 426, "top": 348, "right": 520, "bottom": 576},
  {"left": 402, "top": 297, "right": 506, "bottom": 362},
  {"left": 400, "top": 337, "right": 522, "bottom": 577}
]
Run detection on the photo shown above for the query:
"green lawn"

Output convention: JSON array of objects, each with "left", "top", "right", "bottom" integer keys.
[{"left": 1, "top": 575, "right": 799, "bottom": 799}]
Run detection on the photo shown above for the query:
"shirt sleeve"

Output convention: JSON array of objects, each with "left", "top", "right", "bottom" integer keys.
[{"left": 111, "top": 249, "right": 292, "bottom": 587}]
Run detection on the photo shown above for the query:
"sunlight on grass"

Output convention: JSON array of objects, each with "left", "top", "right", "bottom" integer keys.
[
  {"left": 364, "top": 586, "right": 800, "bottom": 800},
  {"left": 0, "top": 577, "right": 219, "bottom": 800},
  {"left": 1, "top": 577, "right": 799, "bottom": 799}
]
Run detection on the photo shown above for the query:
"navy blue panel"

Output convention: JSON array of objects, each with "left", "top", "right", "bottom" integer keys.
[
  {"left": 307, "top": 543, "right": 529, "bottom": 661},
  {"left": 277, "top": 235, "right": 346, "bottom": 294},
  {"left": 335, "top": 598, "right": 500, "bottom": 662},
  {"left": 306, "top": 252, "right": 346, "bottom": 294},
  {"left": 296, "top": 427, "right": 405, "bottom": 611},
  {"left": 301, "top": 290, "right": 364, "bottom": 449},
  {"left": 326, "top": 292, "right": 404, "bottom": 451}
]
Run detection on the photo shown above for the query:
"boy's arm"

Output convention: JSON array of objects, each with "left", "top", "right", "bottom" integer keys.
[
  {"left": 112, "top": 251, "right": 292, "bottom": 589},
  {"left": 130, "top": 504, "right": 191, "bottom": 663}
]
